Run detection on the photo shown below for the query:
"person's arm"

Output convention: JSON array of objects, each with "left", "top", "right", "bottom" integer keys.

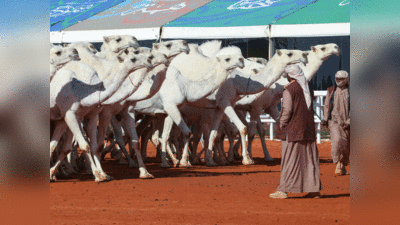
[
  {"left": 279, "top": 89, "right": 293, "bottom": 130},
  {"left": 321, "top": 91, "right": 331, "bottom": 126},
  {"left": 343, "top": 113, "right": 350, "bottom": 130}
]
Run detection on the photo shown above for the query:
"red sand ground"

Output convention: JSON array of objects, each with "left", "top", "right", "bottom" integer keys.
[{"left": 50, "top": 140, "right": 349, "bottom": 224}]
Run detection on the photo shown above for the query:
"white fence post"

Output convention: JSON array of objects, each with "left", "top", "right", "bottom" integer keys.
[{"left": 240, "top": 90, "right": 327, "bottom": 143}]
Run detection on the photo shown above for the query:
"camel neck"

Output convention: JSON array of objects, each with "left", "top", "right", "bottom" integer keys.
[{"left": 303, "top": 51, "right": 324, "bottom": 82}]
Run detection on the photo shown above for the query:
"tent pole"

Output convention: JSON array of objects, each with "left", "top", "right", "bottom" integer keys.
[{"left": 268, "top": 24, "right": 272, "bottom": 60}]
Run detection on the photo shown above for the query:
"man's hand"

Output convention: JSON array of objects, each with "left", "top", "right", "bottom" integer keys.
[{"left": 321, "top": 120, "right": 328, "bottom": 126}]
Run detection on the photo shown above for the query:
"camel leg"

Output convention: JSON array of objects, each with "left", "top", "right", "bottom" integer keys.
[
  {"left": 140, "top": 125, "right": 153, "bottom": 162},
  {"left": 162, "top": 105, "right": 192, "bottom": 168},
  {"left": 160, "top": 116, "right": 179, "bottom": 167},
  {"left": 50, "top": 129, "right": 74, "bottom": 181},
  {"left": 247, "top": 109, "right": 262, "bottom": 160},
  {"left": 191, "top": 124, "right": 202, "bottom": 161},
  {"left": 110, "top": 117, "right": 138, "bottom": 167},
  {"left": 206, "top": 108, "right": 225, "bottom": 167},
  {"left": 220, "top": 102, "right": 253, "bottom": 165},
  {"left": 256, "top": 117, "right": 274, "bottom": 161},
  {"left": 121, "top": 109, "right": 154, "bottom": 179},
  {"left": 84, "top": 111, "right": 112, "bottom": 182},
  {"left": 64, "top": 108, "right": 90, "bottom": 153},
  {"left": 50, "top": 120, "right": 67, "bottom": 158}
]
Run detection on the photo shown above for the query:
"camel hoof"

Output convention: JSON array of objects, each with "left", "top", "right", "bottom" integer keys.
[
  {"left": 242, "top": 159, "right": 254, "bottom": 165},
  {"left": 206, "top": 160, "right": 218, "bottom": 167},
  {"left": 140, "top": 173, "right": 155, "bottom": 179},
  {"left": 179, "top": 161, "right": 191, "bottom": 168},
  {"left": 264, "top": 156, "right": 275, "bottom": 162},
  {"left": 172, "top": 160, "right": 180, "bottom": 168},
  {"left": 161, "top": 162, "right": 171, "bottom": 168},
  {"left": 95, "top": 176, "right": 108, "bottom": 183}
]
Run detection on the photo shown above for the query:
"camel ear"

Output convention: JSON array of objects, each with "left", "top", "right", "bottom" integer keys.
[
  {"left": 103, "top": 36, "right": 111, "bottom": 43},
  {"left": 276, "top": 50, "right": 282, "bottom": 56},
  {"left": 153, "top": 43, "right": 159, "bottom": 50},
  {"left": 311, "top": 46, "right": 317, "bottom": 52},
  {"left": 216, "top": 56, "right": 222, "bottom": 62},
  {"left": 63, "top": 43, "right": 68, "bottom": 47}
]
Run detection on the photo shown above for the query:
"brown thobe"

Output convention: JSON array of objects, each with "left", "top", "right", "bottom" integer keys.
[
  {"left": 277, "top": 82, "right": 322, "bottom": 193},
  {"left": 323, "top": 85, "right": 350, "bottom": 166}
]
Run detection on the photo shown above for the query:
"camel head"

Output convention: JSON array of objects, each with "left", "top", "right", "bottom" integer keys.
[
  {"left": 215, "top": 46, "right": 245, "bottom": 71},
  {"left": 152, "top": 40, "right": 190, "bottom": 61},
  {"left": 247, "top": 57, "right": 268, "bottom": 66},
  {"left": 116, "top": 47, "right": 153, "bottom": 71},
  {"left": 274, "top": 49, "right": 308, "bottom": 65},
  {"left": 50, "top": 45, "right": 80, "bottom": 67},
  {"left": 310, "top": 43, "right": 341, "bottom": 61},
  {"left": 103, "top": 35, "right": 139, "bottom": 54},
  {"left": 123, "top": 47, "right": 168, "bottom": 68},
  {"left": 66, "top": 42, "right": 98, "bottom": 55}
]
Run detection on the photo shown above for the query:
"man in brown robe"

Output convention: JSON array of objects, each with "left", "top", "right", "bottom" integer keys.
[
  {"left": 270, "top": 65, "right": 322, "bottom": 199},
  {"left": 321, "top": 70, "right": 350, "bottom": 175}
]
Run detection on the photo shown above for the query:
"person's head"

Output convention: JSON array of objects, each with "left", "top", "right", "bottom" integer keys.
[
  {"left": 285, "top": 64, "right": 304, "bottom": 83},
  {"left": 335, "top": 70, "right": 349, "bottom": 87}
]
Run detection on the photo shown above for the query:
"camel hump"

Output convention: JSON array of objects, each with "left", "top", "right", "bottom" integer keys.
[{"left": 199, "top": 40, "right": 222, "bottom": 57}]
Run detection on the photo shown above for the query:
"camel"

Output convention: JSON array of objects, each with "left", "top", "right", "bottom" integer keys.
[
  {"left": 50, "top": 45, "right": 80, "bottom": 81},
  {"left": 130, "top": 43, "right": 245, "bottom": 168},
  {"left": 96, "top": 35, "right": 140, "bottom": 60},
  {"left": 247, "top": 57, "right": 268, "bottom": 65},
  {"left": 92, "top": 42, "right": 188, "bottom": 179},
  {"left": 50, "top": 43, "right": 152, "bottom": 182},
  {"left": 232, "top": 43, "right": 341, "bottom": 161}
]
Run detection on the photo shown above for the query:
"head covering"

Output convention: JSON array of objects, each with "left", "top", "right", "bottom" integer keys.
[
  {"left": 285, "top": 64, "right": 312, "bottom": 109},
  {"left": 335, "top": 70, "right": 349, "bottom": 87}
]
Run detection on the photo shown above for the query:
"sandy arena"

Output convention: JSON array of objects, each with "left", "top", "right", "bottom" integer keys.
[{"left": 50, "top": 140, "right": 349, "bottom": 224}]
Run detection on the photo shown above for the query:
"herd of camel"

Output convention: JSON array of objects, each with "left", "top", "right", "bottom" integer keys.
[{"left": 50, "top": 35, "right": 340, "bottom": 182}]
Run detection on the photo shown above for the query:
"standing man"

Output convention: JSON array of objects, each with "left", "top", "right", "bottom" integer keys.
[
  {"left": 321, "top": 70, "right": 350, "bottom": 175},
  {"left": 270, "top": 65, "right": 322, "bottom": 199}
]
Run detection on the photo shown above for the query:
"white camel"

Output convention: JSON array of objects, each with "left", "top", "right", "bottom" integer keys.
[
  {"left": 50, "top": 43, "right": 152, "bottom": 182},
  {"left": 96, "top": 35, "right": 140, "bottom": 60},
  {"left": 93, "top": 41, "right": 189, "bottom": 179},
  {"left": 232, "top": 43, "right": 341, "bottom": 161},
  {"left": 50, "top": 45, "right": 80, "bottom": 81}
]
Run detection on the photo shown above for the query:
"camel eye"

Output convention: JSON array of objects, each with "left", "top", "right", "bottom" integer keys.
[
  {"left": 124, "top": 49, "right": 129, "bottom": 54},
  {"left": 131, "top": 58, "right": 137, "bottom": 63},
  {"left": 56, "top": 51, "right": 62, "bottom": 56},
  {"left": 166, "top": 44, "right": 172, "bottom": 49},
  {"left": 257, "top": 60, "right": 262, "bottom": 64},
  {"left": 134, "top": 50, "right": 140, "bottom": 55},
  {"left": 116, "top": 37, "right": 122, "bottom": 42},
  {"left": 321, "top": 47, "right": 326, "bottom": 51},
  {"left": 252, "top": 69, "right": 259, "bottom": 74},
  {"left": 287, "top": 52, "right": 293, "bottom": 57},
  {"left": 225, "top": 58, "right": 231, "bottom": 62}
]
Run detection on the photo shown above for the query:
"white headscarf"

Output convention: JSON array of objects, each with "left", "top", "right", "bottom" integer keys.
[
  {"left": 335, "top": 70, "right": 349, "bottom": 87},
  {"left": 285, "top": 64, "right": 312, "bottom": 109}
]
